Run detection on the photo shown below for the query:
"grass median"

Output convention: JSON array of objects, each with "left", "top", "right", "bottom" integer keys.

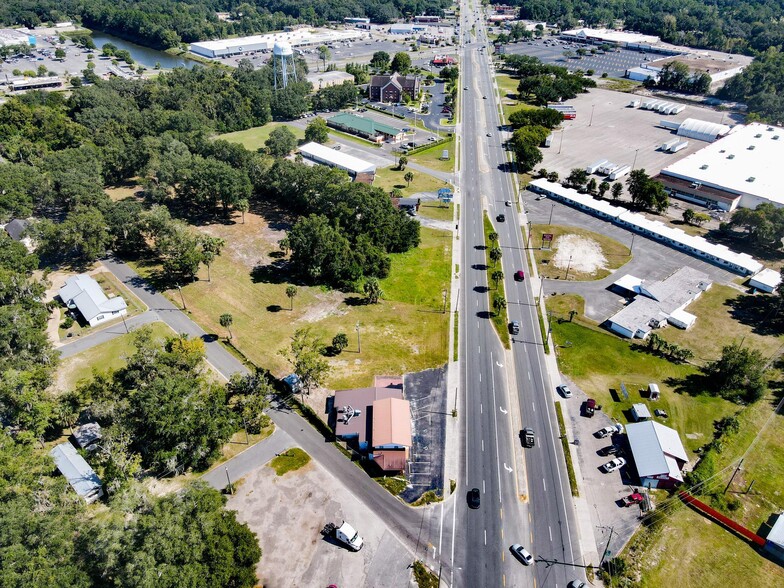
[
  {"left": 484, "top": 213, "right": 510, "bottom": 348},
  {"left": 555, "top": 402, "right": 579, "bottom": 497}
]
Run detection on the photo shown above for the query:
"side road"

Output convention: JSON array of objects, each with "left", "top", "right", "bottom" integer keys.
[{"left": 100, "top": 256, "right": 451, "bottom": 577}]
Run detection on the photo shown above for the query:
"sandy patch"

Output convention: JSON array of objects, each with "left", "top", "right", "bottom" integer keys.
[{"left": 552, "top": 234, "right": 608, "bottom": 274}]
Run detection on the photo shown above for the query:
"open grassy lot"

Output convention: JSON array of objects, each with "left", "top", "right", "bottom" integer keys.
[
  {"left": 268, "top": 448, "right": 311, "bottom": 476},
  {"left": 373, "top": 165, "right": 448, "bottom": 198},
  {"left": 418, "top": 201, "right": 453, "bottom": 222},
  {"left": 217, "top": 122, "right": 305, "bottom": 152},
  {"left": 132, "top": 208, "right": 451, "bottom": 391},
  {"left": 53, "top": 321, "right": 174, "bottom": 393},
  {"left": 58, "top": 271, "right": 148, "bottom": 340},
  {"left": 530, "top": 224, "right": 631, "bottom": 281},
  {"left": 548, "top": 312, "right": 737, "bottom": 454},
  {"left": 409, "top": 137, "right": 456, "bottom": 173},
  {"left": 660, "top": 283, "right": 781, "bottom": 363}
]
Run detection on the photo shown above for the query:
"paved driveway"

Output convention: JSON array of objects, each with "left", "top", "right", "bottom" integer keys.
[{"left": 522, "top": 194, "right": 737, "bottom": 321}]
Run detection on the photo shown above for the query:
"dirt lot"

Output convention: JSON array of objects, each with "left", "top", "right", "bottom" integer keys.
[{"left": 229, "top": 454, "right": 415, "bottom": 588}]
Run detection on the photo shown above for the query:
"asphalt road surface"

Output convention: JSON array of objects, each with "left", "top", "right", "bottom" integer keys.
[{"left": 454, "top": 3, "right": 584, "bottom": 586}]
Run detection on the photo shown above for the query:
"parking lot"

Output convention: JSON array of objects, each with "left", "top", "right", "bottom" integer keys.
[
  {"left": 538, "top": 87, "right": 738, "bottom": 181},
  {"left": 560, "top": 389, "right": 644, "bottom": 559},
  {"left": 523, "top": 193, "right": 737, "bottom": 321},
  {"left": 503, "top": 37, "right": 678, "bottom": 78}
]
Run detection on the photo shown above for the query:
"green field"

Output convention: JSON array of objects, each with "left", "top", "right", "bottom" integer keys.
[
  {"left": 418, "top": 201, "right": 453, "bottom": 222},
  {"left": 217, "top": 122, "right": 305, "bottom": 151},
  {"left": 131, "top": 218, "right": 452, "bottom": 390},
  {"left": 530, "top": 224, "right": 631, "bottom": 281},
  {"left": 409, "top": 138, "right": 456, "bottom": 173},
  {"left": 373, "top": 165, "right": 449, "bottom": 198},
  {"left": 54, "top": 321, "right": 174, "bottom": 393},
  {"left": 268, "top": 448, "right": 311, "bottom": 475}
]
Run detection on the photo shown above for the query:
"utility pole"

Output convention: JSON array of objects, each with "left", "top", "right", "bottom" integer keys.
[
  {"left": 565, "top": 255, "right": 573, "bottom": 279},
  {"left": 723, "top": 458, "right": 744, "bottom": 495},
  {"left": 442, "top": 288, "right": 448, "bottom": 313},
  {"left": 589, "top": 104, "right": 595, "bottom": 127},
  {"left": 121, "top": 311, "right": 129, "bottom": 334},
  {"left": 558, "top": 127, "right": 565, "bottom": 154},
  {"left": 177, "top": 284, "right": 186, "bottom": 310},
  {"left": 599, "top": 526, "right": 615, "bottom": 567},
  {"left": 526, "top": 220, "right": 532, "bottom": 248},
  {"left": 630, "top": 233, "right": 636, "bottom": 253},
  {"left": 549, "top": 203, "right": 555, "bottom": 225},
  {"left": 225, "top": 467, "right": 233, "bottom": 494},
  {"left": 631, "top": 147, "right": 640, "bottom": 171},
  {"left": 355, "top": 321, "right": 361, "bottom": 353}
]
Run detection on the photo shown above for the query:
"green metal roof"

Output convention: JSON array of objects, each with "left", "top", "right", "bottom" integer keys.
[{"left": 327, "top": 112, "right": 402, "bottom": 137}]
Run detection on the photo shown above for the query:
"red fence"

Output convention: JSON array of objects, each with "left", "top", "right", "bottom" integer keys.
[{"left": 678, "top": 491, "right": 766, "bottom": 547}]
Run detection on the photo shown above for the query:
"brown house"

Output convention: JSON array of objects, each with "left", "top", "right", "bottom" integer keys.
[{"left": 369, "top": 72, "right": 420, "bottom": 103}]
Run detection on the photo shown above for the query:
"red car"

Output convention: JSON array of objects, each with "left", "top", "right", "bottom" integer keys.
[
  {"left": 622, "top": 493, "right": 644, "bottom": 507},
  {"left": 514, "top": 270, "right": 525, "bottom": 281}
]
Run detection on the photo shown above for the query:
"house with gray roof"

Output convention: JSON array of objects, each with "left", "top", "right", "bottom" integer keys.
[
  {"left": 58, "top": 274, "right": 128, "bottom": 327},
  {"left": 2, "top": 218, "right": 34, "bottom": 251},
  {"left": 50, "top": 442, "right": 104, "bottom": 503},
  {"left": 626, "top": 421, "right": 688, "bottom": 489},
  {"left": 607, "top": 266, "right": 712, "bottom": 339}
]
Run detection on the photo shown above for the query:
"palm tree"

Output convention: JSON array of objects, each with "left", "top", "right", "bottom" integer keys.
[
  {"left": 491, "top": 270, "right": 504, "bottom": 290},
  {"left": 398, "top": 156, "right": 408, "bottom": 170},
  {"left": 488, "top": 231, "right": 499, "bottom": 246},
  {"left": 404, "top": 171, "right": 414, "bottom": 187},
  {"left": 364, "top": 277, "right": 383, "bottom": 304},
  {"left": 286, "top": 285, "right": 298, "bottom": 310},
  {"left": 236, "top": 198, "right": 249, "bottom": 224},
  {"left": 489, "top": 246, "right": 502, "bottom": 267},
  {"left": 201, "top": 236, "right": 225, "bottom": 283},
  {"left": 219, "top": 313, "right": 233, "bottom": 340},
  {"left": 492, "top": 295, "right": 507, "bottom": 316}
]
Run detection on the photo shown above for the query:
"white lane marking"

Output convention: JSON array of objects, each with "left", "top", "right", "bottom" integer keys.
[
  {"left": 490, "top": 351, "right": 503, "bottom": 502},
  {"left": 480, "top": 403, "right": 483, "bottom": 414},
  {"left": 479, "top": 372, "right": 482, "bottom": 382},
  {"left": 484, "top": 529, "right": 487, "bottom": 546},
  {"left": 532, "top": 402, "right": 536, "bottom": 413},
  {"left": 504, "top": 463, "right": 512, "bottom": 473},
  {"left": 543, "top": 478, "right": 547, "bottom": 492},
  {"left": 549, "top": 526, "right": 553, "bottom": 542},
  {"left": 527, "top": 371, "right": 531, "bottom": 380},
  {"left": 496, "top": 361, "right": 503, "bottom": 367},
  {"left": 499, "top": 406, "right": 507, "bottom": 414},
  {"left": 483, "top": 480, "right": 486, "bottom": 493},
  {"left": 482, "top": 439, "right": 484, "bottom": 452}
]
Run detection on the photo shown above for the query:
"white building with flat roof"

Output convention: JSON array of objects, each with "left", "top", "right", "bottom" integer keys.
[
  {"left": 561, "top": 28, "right": 660, "bottom": 46},
  {"left": 658, "top": 123, "right": 784, "bottom": 211},
  {"left": 298, "top": 141, "right": 376, "bottom": 183},
  {"left": 190, "top": 28, "right": 366, "bottom": 58}
]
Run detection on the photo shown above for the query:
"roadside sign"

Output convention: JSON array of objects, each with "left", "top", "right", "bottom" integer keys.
[{"left": 542, "top": 233, "right": 553, "bottom": 250}]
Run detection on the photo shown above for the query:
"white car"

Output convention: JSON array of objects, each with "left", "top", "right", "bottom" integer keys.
[
  {"left": 557, "top": 385, "right": 572, "bottom": 398},
  {"left": 595, "top": 423, "right": 623, "bottom": 438},
  {"left": 510, "top": 544, "right": 534, "bottom": 565},
  {"left": 601, "top": 457, "right": 626, "bottom": 473}
]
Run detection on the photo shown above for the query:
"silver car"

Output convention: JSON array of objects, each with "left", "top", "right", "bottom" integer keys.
[{"left": 510, "top": 544, "right": 534, "bottom": 565}]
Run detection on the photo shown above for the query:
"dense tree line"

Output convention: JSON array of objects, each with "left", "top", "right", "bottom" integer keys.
[
  {"left": 514, "top": 0, "right": 784, "bottom": 55},
  {"left": 0, "top": 0, "right": 451, "bottom": 49},
  {"left": 719, "top": 48, "right": 784, "bottom": 123},
  {"left": 645, "top": 61, "right": 711, "bottom": 95},
  {"left": 727, "top": 201, "right": 784, "bottom": 249}
]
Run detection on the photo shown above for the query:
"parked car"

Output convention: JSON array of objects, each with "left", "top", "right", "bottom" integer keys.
[
  {"left": 521, "top": 427, "right": 535, "bottom": 448},
  {"left": 509, "top": 321, "right": 520, "bottom": 335},
  {"left": 514, "top": 270, "right": 525, "bottom": 281},
  {"left": 497, "top": 214, "right": 505, "bottom": 222},
  {"left": 622, "top": 493, "right": 644, "bottom": 507},
  {"left": 598, "top": 444, "right": 622, "bottom": 457},
  {"left": 557, "top": 385, "right": 572, "bottom": 398},
  {"left": 595, "top": 423, "right": 623, "bottom": 438},
  {"left": 583, "top": 398, "right": 596, "bottom": 417},
  {"left": 601, "top": 457, "right": 626, "bottom": 473},
  {"left": 535, "top": 194, "right": 547, "bottom": 201},
  {"left": 510, "top": 544, "right": 534, "bottom": 565},
  {"left": 468, "top": 487, "right": 481, "bottom": 509}
]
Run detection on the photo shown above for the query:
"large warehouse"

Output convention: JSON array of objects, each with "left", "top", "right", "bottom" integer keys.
[
  {"left": 298, "top": 141, "right": 376, "bottom": 183},
  {"left": 189, "top": 28, "right": 365, "bottom": 58},
  {"left": 657, "top": 122, "right": 784, "bottom": 211}
]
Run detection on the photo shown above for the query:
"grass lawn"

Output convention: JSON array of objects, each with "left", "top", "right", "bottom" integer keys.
[
  {"left": 53, "top": 321, "right": 174, "bottom": 393},
  {"left": 58, "top": 271, "right": 148, "bottom": 341},
  {"left": 268, "top": 447, "right": 311, "bottom": 475},
  {"left": 530, "top": 224, "right": 631, "bottom": 281},
  {"left": 418, "top": 201, "right": 453, "bottom": 222},
  {"left": 659, "top": 284, "right": 781, "bottom": 363},
  {"left": 484, "top": 213, "right": 510, "bottom": 348},
  {"left": 548, "top": 315, "right": 738, "bottom": 454},
  {"left": 373, "top": 165, "right": 449, "bottom": 197},
  {"left": 134, "top": 211, "right": 452, "bottom": 391},
  {"left": 598, "top": 78, "right": 641, "bottom": 92},
  {"left": 217, "top": 122, "right": 305, "bottom": 152},
  {"left": 409, "top": 137, "right": 455, "bottom": 173},
  {"left": 496, "top": 73, "right": 520, "bottom": 100}
]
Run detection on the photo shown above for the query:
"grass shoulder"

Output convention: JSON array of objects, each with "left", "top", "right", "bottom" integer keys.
[
  {"left": 373, "top": 165, "right": 447, "bottom": 198},
  {"left": 408, "top": 137, "right": 455, "bottom": 174},
  {"left": 268, "top": 448, "right": 311, "bottom": 476}
]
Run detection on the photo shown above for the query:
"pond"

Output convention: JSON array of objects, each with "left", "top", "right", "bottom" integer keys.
[{"left": 90, "top": 32, "right": 195, "bottom": 69}]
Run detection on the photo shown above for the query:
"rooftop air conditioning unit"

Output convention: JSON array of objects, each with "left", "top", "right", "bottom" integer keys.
[
  {"left": 755, "top": 133, "right": 762, "bottom": 138},
  {"left": 700, "top": 164, "right": 709, "bottom": 170},
  {"left": 748, "top": 145, "right": 756, "bottom": 150},
  {"left": 747, "top": 177, "right": 756, "bottom": 182},
  {"left": 727, "top": 154, "right": 735, "bottom": 159}
]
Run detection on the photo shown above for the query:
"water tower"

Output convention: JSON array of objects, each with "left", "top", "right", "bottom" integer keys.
[{"left": 272, "top": 41, "right": 297, "bottom": 90}]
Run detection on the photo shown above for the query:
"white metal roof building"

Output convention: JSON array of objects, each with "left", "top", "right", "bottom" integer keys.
[
  {"left": 528, "top": 179, "right": 764, "bottom": 275},
  {"left": 50, "top": 442, "right": 104, "bottom": 503},
  {"left": 675, "top": 117, "right": 731, "bottom": 142},
  {"left": 749, "top": 268, "right": 782, "bottom": 293},
  {"left": 626, "top": 421, "right": 689, "bottom": 489},
  {"left": 298, "top": 141, "right": 376, "bottom": 180},
  {"left": 58, "top": 274, "right": 128, "bottom": 327},
  {"left": 561, "top": 28, "right": 660, "bottom": 46},
  {"left": 659, "top": 123, "right": 784, "bottom": 211},
  {"left": 189, "top": 28, "right": 366, "bottom": 58}
]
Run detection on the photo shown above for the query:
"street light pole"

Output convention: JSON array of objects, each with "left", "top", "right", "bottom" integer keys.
[
  {"left": 442, "top": 288, "right": 448, "bottom": 313},
  {"left": 589, "top": 104, "right": 595, "bottom": 127},
  {"left": 631, "top": 148, "right": 640, "bottom": 171},
  {"left": 548, "top": 203, "right": 555, "bottom": 225},
  {"left": 177, "top": 285, "right": 186, "bottom": 310},
  {"left": 526, "top": 220, "right": 532, "bottom": 248},
  {"left": 565, "top": 255, "right": 573, "bottom": 279},
  {"left": 558, "top": 127, "right": 565, "bottom": 155},
  {"left": 355, "top": 321, "right": 361, "bottom": 353}
]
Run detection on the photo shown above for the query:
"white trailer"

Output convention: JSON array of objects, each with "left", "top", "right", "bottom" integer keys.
[
  {"left": 544, "top": 134, "right": 553, "bottom": 147},
  {"left": 641, "top": 100, "right": 654, "bottom": 110},
  {"left": 628, "top": 99, "right": 641, "bottom": 108},
  {"left": 663, "top": 105, "right": 677, "bottom": 115},
  {"left": 669, "top": 140, "right": 689, "bottom": 153},
  {"left": 597, "top": 162, "right": 619, "bottom": 175},
  {"left": 586, "top": 159, "right": 608, "bottom": 174},
  {"left": 608, "top": 165, "right": 631, "bottom": 180},
  {"left": 671, "top": 105, "right": 685, "bottom": 114},
  {"left": 660, "top": 138, "right": 680, "bottom": 151}
]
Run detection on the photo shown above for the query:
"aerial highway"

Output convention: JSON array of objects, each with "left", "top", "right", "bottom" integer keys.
[{"left": 454, "top": 1, "right": 585, "bottom": 586}]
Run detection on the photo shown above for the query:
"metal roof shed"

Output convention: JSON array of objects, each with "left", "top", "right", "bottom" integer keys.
[
  {"left": 50, "top": 442, "right": 104, "bottom": 503},
  {"left": 632, "top": 403, "right": 652, "bottom": 421},
  {"left": 626, "top": 421, "right": 688, "bottom": 489}
]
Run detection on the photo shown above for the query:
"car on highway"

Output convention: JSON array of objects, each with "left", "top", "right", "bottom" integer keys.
[
  {"left": 505, "top": 200, "right": 511, "bottom": 206},
  {"left": 496, "top": 213, "right": 505, "bottom": 222},
  {"left": 464, "top": 86, "right": 468, "bottom": 90},
  {"left": 483, "top": 95, "right": 487, "bottom": 99},
  {"left": 468, "top": 487, "right": 481, "bottom": 509},
  {"left": 521, "top": 427, "right": 535, "bottom": 448},
  {"left": 557, "top": 384, "right": 572, "bottom": 398},
  {"left": 601, "top": 457, "right": 626, "bottom": 473},
  {"left": 510, "top": 544, "right": 534, "bottom": 565},
  {"left": 486, "top": 132, "right": 492, "bottom": 137},
  {"left": 509, "top": 321, "right": 520, "bottom": 335},
  {"left": 514, "top": 270, "right": 525, "bottom": 281},
  {"left": 568, "top": 581, "right": 586, "bottom": 588}
]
